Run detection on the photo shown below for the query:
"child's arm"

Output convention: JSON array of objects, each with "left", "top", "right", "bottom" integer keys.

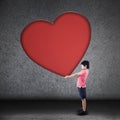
[{"left": 64, "top": 72, "right": 80, "bottom": 78}]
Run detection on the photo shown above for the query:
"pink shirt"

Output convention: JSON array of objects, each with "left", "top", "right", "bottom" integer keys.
[{"left": 77, "top": 69, "right": 89, "bottom": 88}]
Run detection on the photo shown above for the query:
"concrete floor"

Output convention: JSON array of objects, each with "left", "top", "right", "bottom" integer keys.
[{"left": 0, "top": 100, "right": 120, "bottom": 120}]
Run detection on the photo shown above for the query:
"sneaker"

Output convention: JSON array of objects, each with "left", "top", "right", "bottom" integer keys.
[{"left": 77, "top": 110, "right": 88, "bottom": 115}]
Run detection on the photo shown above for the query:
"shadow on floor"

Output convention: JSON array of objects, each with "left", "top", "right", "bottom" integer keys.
[{"left": 0, "top": 100, "right": 120, "bottom": 120}]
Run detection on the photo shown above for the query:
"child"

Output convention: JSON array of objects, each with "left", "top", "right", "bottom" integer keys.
[{"left": 64, "top": 60, "right": 89, "bottom": 115}]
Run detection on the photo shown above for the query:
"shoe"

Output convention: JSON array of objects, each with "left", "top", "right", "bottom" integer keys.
[
  {"left": 77, "top": 108, "right": 83, "bottom": 113},
  {"left": 77, "top": 110, "right": 88, "bottom": 115}
]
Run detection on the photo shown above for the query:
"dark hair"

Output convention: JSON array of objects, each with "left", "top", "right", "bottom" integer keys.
[{"left": 81, "top": 60, "right": 89, "bottom": 69}]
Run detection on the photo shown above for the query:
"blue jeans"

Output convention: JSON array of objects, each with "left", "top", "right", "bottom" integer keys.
[{"left": 77, "top": 87, "right": 86, "bottom": 100}]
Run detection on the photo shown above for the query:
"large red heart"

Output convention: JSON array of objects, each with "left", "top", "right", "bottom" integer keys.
[{"left": 21, "top": 12, "right": 91, "bottom": 76}]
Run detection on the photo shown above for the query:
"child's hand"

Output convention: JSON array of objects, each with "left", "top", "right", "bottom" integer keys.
[{"left": 64, "top": 75, "right": 69, "bottom": 78}]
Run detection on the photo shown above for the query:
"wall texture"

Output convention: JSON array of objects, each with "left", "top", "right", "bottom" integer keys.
[{"left": 0, "top": 0, "right": 120, "bottom": 100}]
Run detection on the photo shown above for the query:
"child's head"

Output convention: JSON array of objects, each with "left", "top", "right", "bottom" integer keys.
[{"left": 81, "top": 60, "right": 89, "bottom": 70}]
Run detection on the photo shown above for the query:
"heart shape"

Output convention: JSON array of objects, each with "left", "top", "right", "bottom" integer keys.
[{"left": 21, "top": 12, "right": 91, "bottom": 76}]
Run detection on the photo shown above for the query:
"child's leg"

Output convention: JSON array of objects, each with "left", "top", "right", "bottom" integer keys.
[
  {"left": 77, "top": 87, "right": 87, "bottom": 111},
  {"left": 82, "top": 98, "right": 87, "bottom": 111}
]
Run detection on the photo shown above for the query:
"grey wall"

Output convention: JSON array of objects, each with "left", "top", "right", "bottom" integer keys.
[{"left": 0, "top": 0, "right": 120, "bottom": 100}]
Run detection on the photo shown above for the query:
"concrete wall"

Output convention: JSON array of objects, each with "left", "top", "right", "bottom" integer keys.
[{"left": 0, "top": 0, "right": 120, "bottom": 100}]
